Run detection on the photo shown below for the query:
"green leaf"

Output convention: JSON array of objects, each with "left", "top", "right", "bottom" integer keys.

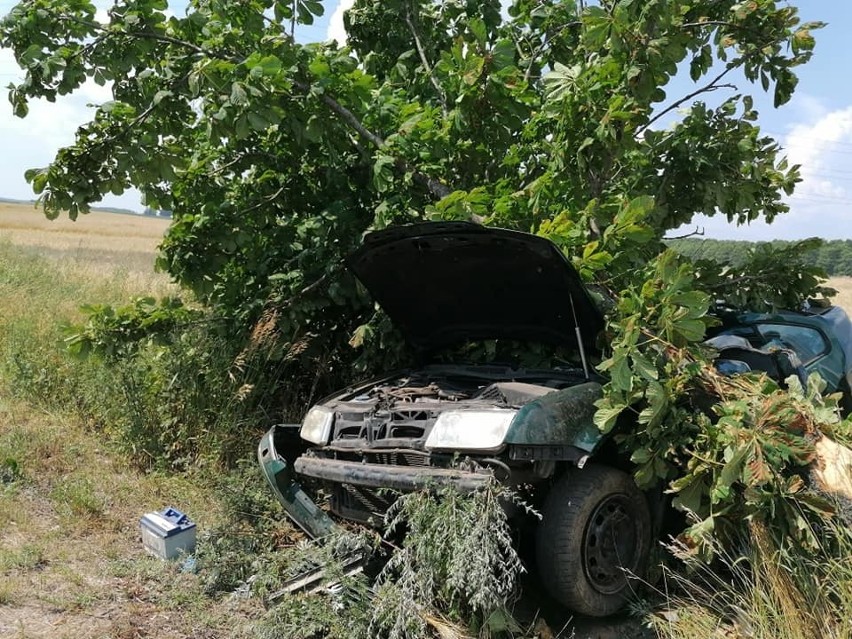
[
  {"left": 631, "top": 352, "right": 658, "bottom": 381},
  {"left": 672, "top": 318, "right": 706, "bottom": 343},
  {"left": 593, "top": 404, "right": 623, "bottom": 433},
  {"left": 462, "top": 55, "right": 484, "bottom": 85},
  {"left": 672, "top": 476, "right": 706, "bottom": 515},
  {"left": 609, "top": 350, "right": 634, "bottom": 393},
  {"left": 630, "top": 448, "right": 652, "bottom": 464}
]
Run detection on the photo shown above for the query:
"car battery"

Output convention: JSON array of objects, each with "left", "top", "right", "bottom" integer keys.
[{"left": 140, "top": 507, "right": 197, "bottom": 560}]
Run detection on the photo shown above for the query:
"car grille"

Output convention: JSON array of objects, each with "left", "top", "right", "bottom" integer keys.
[
  {"left": 330, "top": 450, "right": 431, "bottom": 466},
  {"left": 330, "top": 483, "right": 396, "bottom": 524},
  {"left": 331, "top": 407, "right": 439, "bottom": 443}
]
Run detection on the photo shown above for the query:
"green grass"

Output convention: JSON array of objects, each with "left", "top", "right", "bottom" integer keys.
[
  {"left": 0, "top": 543, "right": 45, "bottom": 572},
  {"left": 0, "top": 237, "right": 269, "bottom": 637}
]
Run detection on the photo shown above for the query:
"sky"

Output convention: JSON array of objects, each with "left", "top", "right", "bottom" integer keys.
[{"left": 0, "top": 1, "right": 850, "bottom": 241}]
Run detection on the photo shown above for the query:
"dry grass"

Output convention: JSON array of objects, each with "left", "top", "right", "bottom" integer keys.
[{"left": 0, "top": 399, "right": 262, "bottom": 639}]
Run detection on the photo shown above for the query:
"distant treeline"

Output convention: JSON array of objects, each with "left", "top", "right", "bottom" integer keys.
[
  {"left": 669, "top": 238, "right": 852, "bottom": 277},
  {"left": 142, "top": 207, "right": 172, "bottom": 218}
]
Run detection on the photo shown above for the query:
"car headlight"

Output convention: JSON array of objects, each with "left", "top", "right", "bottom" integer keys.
[
  {"left": 424, "top": 410, "right": 517, "bottom": 453},
  {"left": 300, "top": 406, "right": 334, "bottom": 445}
]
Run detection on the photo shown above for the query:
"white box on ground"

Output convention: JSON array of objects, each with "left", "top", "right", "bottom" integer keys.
[{"left": 140, "top": 507, "right": 197, "bottom": 560}]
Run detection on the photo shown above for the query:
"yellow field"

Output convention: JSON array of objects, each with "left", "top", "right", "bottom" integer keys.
[
  {"left": 0, "top": 201, "right": 168, "bottom": 246},
  {"left": 0, "top": 200, "right": 173, "bottom": 295},
  {"left": 828, "top": 277, "right": 852, "bottom": 314}
]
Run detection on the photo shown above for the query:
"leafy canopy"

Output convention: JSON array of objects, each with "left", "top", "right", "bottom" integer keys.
[{"left": 1, "top": 0, "right": 820, "bottom": 315}]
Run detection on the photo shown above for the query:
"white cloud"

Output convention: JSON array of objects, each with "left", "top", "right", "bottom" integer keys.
[
  {"left": 327, "top": 0, "right": 355, "bottom": 44},
  {"left": 791, "top": 93, "right": 829, "bottom": 122},
  {"left": 784, "top": 105, "right": 852, "bottom": 201},
  {"left": 678, "top": 103, "right": 852, "bottom": 241}
]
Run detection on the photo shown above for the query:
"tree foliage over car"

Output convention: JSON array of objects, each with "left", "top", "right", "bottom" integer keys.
[{"left": 1, "top": 0, "right": 843, "bottom": 555}]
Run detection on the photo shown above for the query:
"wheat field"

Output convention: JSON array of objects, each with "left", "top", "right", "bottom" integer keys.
[
  {"left": 0, "top": 201, "right": 173, "bottom": 295},
  {"left": 4, "top": 199, "right": 851, "bottom": 314},
  {"left": 0, "top": 201, "right": 168, "bottom": 247},
  {"left": 828, "top": 277, "right": 852, "bottom": 314}
]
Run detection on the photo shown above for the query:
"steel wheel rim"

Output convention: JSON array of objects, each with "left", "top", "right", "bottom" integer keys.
[{"left": 581, "top": 493, "right": 640, "bottom": 595}]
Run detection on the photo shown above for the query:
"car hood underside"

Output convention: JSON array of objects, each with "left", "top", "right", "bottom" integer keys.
[{"left": 346, "top": 222, "right": 605, "bottom": 353}]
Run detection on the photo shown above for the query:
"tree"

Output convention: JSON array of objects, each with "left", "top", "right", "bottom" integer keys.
[
  {"left": 1, "top": 0, "right": 837, "bottom": 551},
  {"left": 1, "top": 0, "right": 818, "bottom": 312}
]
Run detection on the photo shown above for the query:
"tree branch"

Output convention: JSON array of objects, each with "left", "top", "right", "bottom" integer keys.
[
  {"left": 640, "top": 66, "right": 737, "bottom": 133},
  {"left": 404, "top": 5, "right": 448, "bottom": 114},
  {"left": 705, "top": 274, "right": 763, "bottom": 290},
  {"left": 681, "top": 20, "right": 741, "bottom": 30},
  {"left": 125, "top": 31, "right": 211, "bottom": 56},
  {"left": 289, "top": 78, "right": 386, "bottom": 148},
  {"left": 58, "top": 12, "right": 454, "bottom": 202},
  {"left": 276, "top": 265, "right": 341, "bottom": 311},
  {"left": 240, "top": 186, "right": 286, "bottom": 215},
  {"left": 663, "top": 227, "right": 705, "bottom": 241},
  {"left": 290, "top": 79, "right": 452, "bottom": 199}
]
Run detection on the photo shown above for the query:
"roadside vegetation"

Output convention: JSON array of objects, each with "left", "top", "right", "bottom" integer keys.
[
  {"left": 0, "top": 213, "right": 256, "bottom": 637},
  {"left": 4, "top": 210, "right": 852, "bottom": 639}
]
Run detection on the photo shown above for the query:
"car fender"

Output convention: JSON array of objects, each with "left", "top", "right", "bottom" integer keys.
[{"left": 504, "top": 381, "right": 605, "bottom": 453}]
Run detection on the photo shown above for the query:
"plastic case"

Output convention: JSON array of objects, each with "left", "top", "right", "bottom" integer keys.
[{"left": 140, "top": 507, "right": 197, "bottom": 560}]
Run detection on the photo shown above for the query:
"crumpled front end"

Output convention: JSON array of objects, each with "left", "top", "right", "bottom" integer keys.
[{"left": 260, "top": 370, "right": 609, "bottom": 532}]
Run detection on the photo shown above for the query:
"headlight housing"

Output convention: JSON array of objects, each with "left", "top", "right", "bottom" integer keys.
[
  {"left": 424, "top": 410, "right": 517, "bottom": 453},
  {"left": 300, "top": 406, "right": 334, "bottom": 445}
]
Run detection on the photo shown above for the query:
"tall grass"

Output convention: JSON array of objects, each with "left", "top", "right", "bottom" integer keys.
[
  {"left": 0, "top": 238, "right": 286, "bottom": 470},
  {"left": 0, "top": 238, "right": 164, "bottom": 406},
  {"left": 650, "top": 516, "right": 852, "bottom": 639}
]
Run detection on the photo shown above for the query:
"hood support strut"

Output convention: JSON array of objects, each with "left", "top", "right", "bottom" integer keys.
[{"left": 571, "top": 294, "right": 591, "bottom": 380}]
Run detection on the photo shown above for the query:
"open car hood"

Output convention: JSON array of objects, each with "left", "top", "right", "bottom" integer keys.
[{"left": 347, "top": 222, "right": 604, "bottom": 353}]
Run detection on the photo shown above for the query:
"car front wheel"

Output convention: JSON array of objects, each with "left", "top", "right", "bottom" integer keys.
[{"left": 535, "top": 464, "right": 652, "bottom": 617}]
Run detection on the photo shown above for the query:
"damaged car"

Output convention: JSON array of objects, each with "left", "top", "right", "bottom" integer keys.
[
  {"left": 258, "top": 222, "right": 852, "bottom": 616},
  {"left": 259, "top": 221, "right": 651, "bottom": 617}
]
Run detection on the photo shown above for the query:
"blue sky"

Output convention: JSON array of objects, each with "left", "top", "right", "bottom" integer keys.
[{"left": 0, "top": 1, "right": 850, "bottom": 241}]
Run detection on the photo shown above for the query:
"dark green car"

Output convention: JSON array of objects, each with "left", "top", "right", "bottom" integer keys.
[{"left": 259, "top": 222, "right": 852, "bottom": 617}]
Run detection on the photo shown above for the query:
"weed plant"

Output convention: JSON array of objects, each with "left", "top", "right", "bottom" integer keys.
[
  {"left": 195, "top": 469, "right": 527, "bottom": 639},
  {"left": 370, "top": 483, "right": 525, "bottom": 638}
]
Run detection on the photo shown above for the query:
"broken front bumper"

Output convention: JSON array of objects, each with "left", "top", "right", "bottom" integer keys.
[
  {"left": 294, "top": 455, "right": 493, "bottom": 492},
  {"left": 257, "top": 425, "right": 336, "bottom": 539},
  {"left": 259, "top": 425, "right": 495, "bottom": 535}
]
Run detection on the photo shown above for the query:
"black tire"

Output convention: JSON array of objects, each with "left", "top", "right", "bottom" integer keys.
[{"left": 535, "top": 464, "right": 652, "bottom": 617}]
